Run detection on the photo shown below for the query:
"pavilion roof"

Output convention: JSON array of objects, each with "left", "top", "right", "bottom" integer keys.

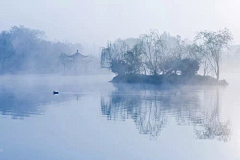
[{"left": 68, "top": 50, "right": 88, "bottom": 59}]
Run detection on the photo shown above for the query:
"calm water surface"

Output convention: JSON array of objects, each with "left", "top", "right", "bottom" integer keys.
[{"left": 0, "top": 74, "right": 240, "bottom": 160}]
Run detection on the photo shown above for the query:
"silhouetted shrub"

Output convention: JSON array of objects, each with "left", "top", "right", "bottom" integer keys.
[
  {"left": 110, "top": 59, "right": 127, "bottom": 75},
  {"left": 178, "top": 58, "right": 199, "bottom": 76}
]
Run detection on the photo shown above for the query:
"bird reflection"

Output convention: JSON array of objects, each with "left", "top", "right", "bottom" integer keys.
[{"left": 101, "top": 84, "right": 231, "bottom": 141}]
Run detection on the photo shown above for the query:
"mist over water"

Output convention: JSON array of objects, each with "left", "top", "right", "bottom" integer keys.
[
  {"left": 0, "top": 73, "right": 239, "bottom": 160},
  {"left": 1, "top": 0, "right": 240, "bottom": 159}
]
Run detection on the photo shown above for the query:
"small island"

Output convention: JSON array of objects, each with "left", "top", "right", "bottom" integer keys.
[
  {"left": 101, "top": 29, "right": 232, "bottom": 86},
  {"left": 111, "top": 74, "right": 228, "bottom": 86}
]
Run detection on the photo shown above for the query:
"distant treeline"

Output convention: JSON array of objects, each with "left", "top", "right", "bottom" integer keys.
[{"left": 0, "top": 26, "right": 82, "bottom": 74}]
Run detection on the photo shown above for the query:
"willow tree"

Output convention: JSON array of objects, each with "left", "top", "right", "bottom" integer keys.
[
  {"left": 100, "top": 40, "right": 130, "bottom": 75},
  {"left": 194, "top": 28, "right": 233, "bottom": 81}
]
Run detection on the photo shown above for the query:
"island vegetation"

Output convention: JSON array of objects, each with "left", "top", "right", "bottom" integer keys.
[{"left": 101, "top": 29, "right": 233, "bottom": 86}]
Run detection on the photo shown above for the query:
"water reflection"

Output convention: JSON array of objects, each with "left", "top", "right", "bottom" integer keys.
[
  {"left": 101, "top": 84, "right": 231, "bottom": 141},
  {"left": 0, "top": 75, "right": 113, "bottom": 120},
  {"left": 0, "top": 89, "right": 44, "bottom": 119},
  {"left": 193, "top": 89, "right": 231, "bottom": 141},
  {"left": 0, "top": 87, "right": 77, "bottom": 119}
]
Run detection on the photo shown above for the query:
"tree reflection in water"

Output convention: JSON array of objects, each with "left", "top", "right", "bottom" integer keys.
[
  {"left": 101, "top": 84, "right": 230, "bottom": 141},
  {"left": 193, "top": 89, "right": 230, "bottom": 141}
]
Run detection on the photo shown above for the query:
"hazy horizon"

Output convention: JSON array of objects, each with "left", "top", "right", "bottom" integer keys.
[{"left": 1, "top": 0, "right": 240, "bottom": 46}]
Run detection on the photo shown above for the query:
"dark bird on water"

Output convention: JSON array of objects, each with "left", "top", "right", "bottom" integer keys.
[{"left": 53, "top": 91, "right": 59, "bottom": 95}]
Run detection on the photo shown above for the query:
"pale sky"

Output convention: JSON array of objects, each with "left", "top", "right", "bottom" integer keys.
[{"left": 1, "top": 0, "right": 240, "bottom": 46}]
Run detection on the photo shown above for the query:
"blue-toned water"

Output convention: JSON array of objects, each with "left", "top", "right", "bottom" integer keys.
[{"left": 0, "top": 74, "right": 240, "bottom": 160}]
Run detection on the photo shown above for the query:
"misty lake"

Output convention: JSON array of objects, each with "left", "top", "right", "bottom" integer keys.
[{"left": 0, "top": 74, "right": 240, "bottom": 160}]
